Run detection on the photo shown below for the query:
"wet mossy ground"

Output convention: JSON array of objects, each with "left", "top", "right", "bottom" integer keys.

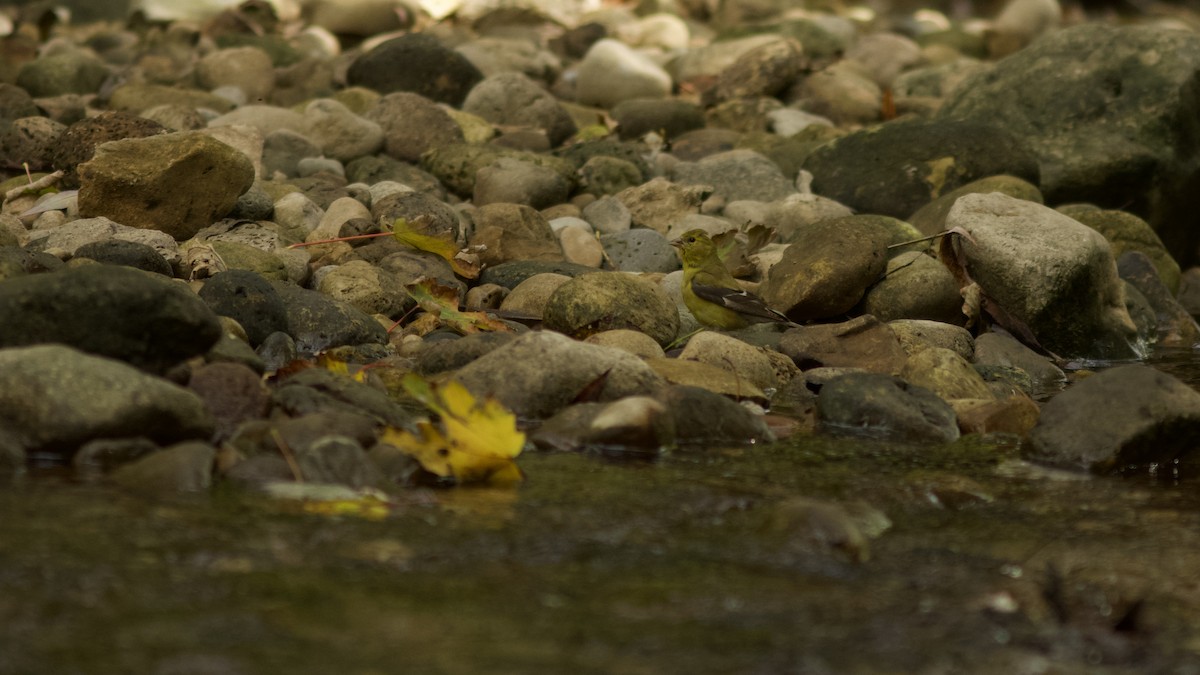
[{"left": 5, "top": 427, "right": 1200, "bottom": 674}]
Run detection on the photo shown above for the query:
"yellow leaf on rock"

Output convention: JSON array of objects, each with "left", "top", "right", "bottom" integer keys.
[
  {"left": 405, "top": 280, "right": 512, "bottom": 334},
  {"left": 392, "top": 217, "right": 480, "bottom": 279},
  {"left": 380, "top": 373, "right": 525, "bottom": 486},
  {"left": 317, "top": 353, "right": 368, "bottom": 382}
]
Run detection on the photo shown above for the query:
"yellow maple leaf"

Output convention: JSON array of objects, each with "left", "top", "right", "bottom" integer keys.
[
  {"left": 317, "top": 353, "right": 368, "bottom": 382},
  {"left": 380, "top": 373, "right": 525, "bottom": 486},
  {"left": 392, "top": 217, "right": 480, "bottom": 279}
]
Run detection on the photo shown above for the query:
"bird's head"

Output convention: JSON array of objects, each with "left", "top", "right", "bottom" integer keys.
[{"left": 671, "top": 229, "right": 717, "bottom": 267}]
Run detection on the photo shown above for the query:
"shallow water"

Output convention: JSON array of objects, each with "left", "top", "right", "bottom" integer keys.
[{"left": 5, "top": 353, "right": 1200, "bottom": 673}]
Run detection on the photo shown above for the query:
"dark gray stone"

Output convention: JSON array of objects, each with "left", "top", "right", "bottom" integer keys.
[
  {"left": 0, "top": 264, "right": 221, "bottom": 373},
  {"left": 803, "top": 117, "right": 1039, "bottom": 220},
  {"left": 230, "top": 184, "right": 275, "bottom": 221},
  {"left": 73, "top": 239, "right": 173, "bottom": 276},
  {"left": 462, "top": 72, "right": 576, "bottom": 147},
  {"left": 1027, "top": 364, "right": 1200, "bottom": 472},
  {"left": 1118, "top": 250, "right": 1200, "bottom": 348},
  {"left": 671, "top": 148, "right": 797, "bottom": 203},
  {"left": 599, "top": 229, "right": 680, "bottom": 274},
  {"left": 187, "top": 362, "right": 270, "bottom": 442},
  {"left": 0, "top": 83, "right": 39, "bottom": 120},
  {"left": 294, "top": 435, "right": 384, "bottom": 488},
  {"left": 346, "top": 34, "right": 483, "bottom": 106},
  {"left": 611, "top": 98, "right": 705, "bottom": 141},
  {"left": 478, "top": 260, "right": 601, "bottom": 289},
  {"left": 16, "top": 50, "right": 109, "bottom": 98},
  {"left": 365, "top": 91, "right": 465, "bottom": 164},
  {"left": 816, "top": 372, "right": 960, "bottom": 443},
  {"left": 110, "top": 441, "right": 216, "bottom": 494},
  {"left": 199, "top": 270, "right": 290, "bottom": 347},
  {"left": 414, "top": 332, "right": 516, "bottom": 375},
  {"left": 659, "top": 385, "right": 774, "bottom": 446},
  {"left": 270, "top": 281, "right": 388, "bottom": 355},
  {"left": 255, "top": 331, "right": 298, "bottom": 373},
  {"left": 270, "top": 368, "right": 416, "bottom": 428}
]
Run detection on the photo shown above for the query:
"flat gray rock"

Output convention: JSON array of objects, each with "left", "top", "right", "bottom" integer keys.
[{"left": 0, "top": 345, "right": 214, "bottom": 456}]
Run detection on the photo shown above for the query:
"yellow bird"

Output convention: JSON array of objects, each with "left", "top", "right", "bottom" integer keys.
[{"left": 671, "top": 229, "right": 795, "bottom": 329}]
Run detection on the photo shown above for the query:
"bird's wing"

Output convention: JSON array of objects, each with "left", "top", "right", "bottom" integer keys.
[{"left": 690, "top": 280, "right": 794, "bottom": 325}]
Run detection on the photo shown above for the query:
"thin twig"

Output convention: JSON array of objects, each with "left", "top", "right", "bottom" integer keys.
[
  {"left": 271, "top": 428, "right": 305, "bottom": 483},
  {"left": 287, "top": 231, "right": 393, "bottom": 248},
  {"left": 3, "top": 170, "right": 63, "bottom": 202},
  {"left": 886, "top": 231, "right": 949, "bottom": 250}
]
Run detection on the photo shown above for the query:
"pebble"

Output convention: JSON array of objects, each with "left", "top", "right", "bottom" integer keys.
[
  {"left": 302, "top": 98, "right": 384, "bottom": 162},
  {"left": 542, "top": 271, "right": 680, "bottom": 346},
  {"left": 670, "top": 149, "right": 796, "bottom": 204},
  {"left": 195, "top": 46, "right": 275, "bottom": 104},
  {"left": 365, "top": 92, "right": 465, "bottom": 163},
  {"left": 463, "top": 72, "right": 577, "bottom": 146},
  {"left": 599, "top": 228, "right": 678, "bottom": 273},
  {"left": 474, "top": 158, "right": 571, "bottom": 208},
  {"left": 454, "top": 331, "right": 665, "bottom": 419},
  {"left": 581, "top": 195, "right": 632, "bottom": 234}
]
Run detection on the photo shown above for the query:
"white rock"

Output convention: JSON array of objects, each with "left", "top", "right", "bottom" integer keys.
[
  {"left": 307, "top": 196, "right": 372, "bottom": 242},
  {"left": 558, "top": 223, "right": 604, "bottom": 267},
  {"left": 994, "top": 0, "right": 1061, "bottom": 42},
  {"left": 767, "top": 109, "right": 833, "bottom": 137},
  {"left": 575, "top": 39, "right": 672, "bottom": 109},
  {"left": 623, "top": 13, "right": 690, "bottom": 52},
  {"left": 549, "top": 216, "right": 593, "bottom": 234},
  {"left": 303, "top": 0, "right": 408, "bottom": 35},
  {"left": 273, "top": 192, "right": 324, "bottom": 238}
]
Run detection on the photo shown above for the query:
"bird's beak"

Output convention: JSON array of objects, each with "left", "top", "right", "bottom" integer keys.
[{"left": 670, "top": 238, "right": 682, "bottom": 249}]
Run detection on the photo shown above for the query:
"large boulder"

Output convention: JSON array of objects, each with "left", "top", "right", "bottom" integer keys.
[
  {"left": 940, "top": 24, "right": 1200, "bottom": 266},
  {"left": 77, "top": 131, "right": 255, "bottom": 241},
  {"left": 943, "top": 193, "right": 1143, "bottom": 361}
]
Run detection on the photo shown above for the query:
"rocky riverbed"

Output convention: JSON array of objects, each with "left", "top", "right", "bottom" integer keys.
[{"left": 4, "top": 0, "right": 1200, "bottom": 671}]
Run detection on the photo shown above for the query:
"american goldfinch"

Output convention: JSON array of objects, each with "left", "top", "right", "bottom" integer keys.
[{"left": 672, "top": 229, "right": 795, "bottom": 329}]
